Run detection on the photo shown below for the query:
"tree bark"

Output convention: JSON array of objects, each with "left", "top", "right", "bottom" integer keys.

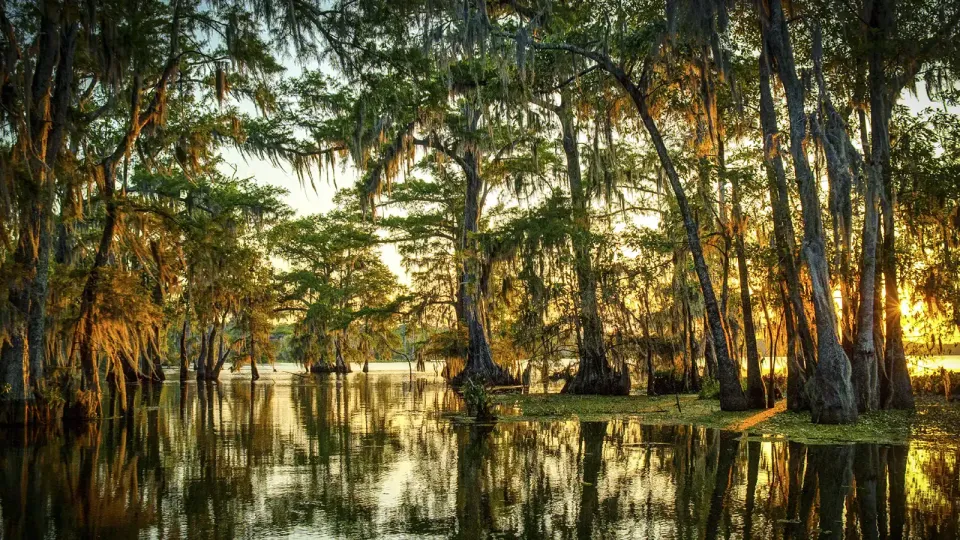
[
  {"left": 633, "top": 94, "right": 747, "bottom": 410},
  {"left": 553, "top": 93, "right": 628, "bottom": 395},
  {"left": 758, "top": 41, "right": 816, "bottom": 397},
  {"left": 732, "top": 167, "right": 766, "bottom": 408},
  {"left": 852, "top": 156, "right": 881, "bottom": 411},
  {"left": 866, "top": 0, "right": 915, "bottom": 410},
  {"left": 762, "top": 0, "right": 857, "bottom": 423},
  {"left": 0, "top": 6, "right": 76, "bottom": 424},
  {"left": 449, "top": 114, "right": 518, "bottom": 387}
]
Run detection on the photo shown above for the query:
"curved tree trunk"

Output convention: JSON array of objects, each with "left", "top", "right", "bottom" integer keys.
[
  {"left": 758, "top": 45, "right": 816, "bottom": 404},
  {"left": 528, "top": 32, "right": 746, "bottom": 409},
  {"left": 634, "top": 97, "right": 747, "bottom": 411},
  {"left": 732, "top": 170, "right": 766, "bottom": 408},
  {"left": 763, "top": 0, "right": 857, "bottom": 424},
  {"left": 450, "top": 126, "right": 517, "bottom": 387},
  {"left": 74, "top": 161, "right": 125, "bottom": 419}
]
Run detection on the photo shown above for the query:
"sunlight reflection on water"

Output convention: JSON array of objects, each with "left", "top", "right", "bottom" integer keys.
[{"left": 0, "top": 367, "right": 956, "bottom": 539}]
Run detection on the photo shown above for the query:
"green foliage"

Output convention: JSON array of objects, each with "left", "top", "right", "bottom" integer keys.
[
  {"left": 698, "top": 377, "right": 721, "bottom": 400},
  {"left": 461, "top": 378, "right": 496, "bottom": 421},
  {"left": 270, "top": 195, "right": 403, "bottom": 369}
]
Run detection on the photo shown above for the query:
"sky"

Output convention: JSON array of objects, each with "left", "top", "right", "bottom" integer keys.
[{"left": 219, "top": 39, "right": 956, "bottom": 289}]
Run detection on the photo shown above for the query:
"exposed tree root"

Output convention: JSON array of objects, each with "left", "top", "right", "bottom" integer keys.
[
  {"left": 561, "top": 367, "right": 630, "bottom": 396},
  {"left": 450, "top": 363, "right": 518, "bottom": 387}
]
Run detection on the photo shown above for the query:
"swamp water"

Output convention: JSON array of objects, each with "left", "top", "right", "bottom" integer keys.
[{"left": 0, "top": 367, "right": 957, "bottom": 539}]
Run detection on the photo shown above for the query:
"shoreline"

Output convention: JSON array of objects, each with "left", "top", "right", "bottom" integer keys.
[{"left": 477, "top": 393, "right": 960, "bottom": 447}]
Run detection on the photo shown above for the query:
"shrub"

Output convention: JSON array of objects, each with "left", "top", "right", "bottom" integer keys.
[
  {"left": 462, "top": 377, "right": 496, "bottom": 421},
  {"left": 699, "top": 377, "right": 721, "bottom": 400}
]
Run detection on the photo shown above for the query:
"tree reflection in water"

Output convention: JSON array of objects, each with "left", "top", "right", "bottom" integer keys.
[{"left": 0, "top": 371, "right": 957, "bottom": 538}]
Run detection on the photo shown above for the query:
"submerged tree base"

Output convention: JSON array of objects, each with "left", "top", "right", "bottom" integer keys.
[
  {"left": 806, "top": 371, "right": 859, "bottom": 425},
  {"left": 0, "top": 400, "right": 61, "bottom": 425},
  {"left": 309, "top": 363, "right": 351, "bottom": 374},
  {"left": 561, "top": 368, "right": 630, "bottom": 396},
  {"left": 450, "top": 363, "right": 519, "bottom": 387},
  {"left": 62, "top": 390, "right": 102, "bottom": 421}
]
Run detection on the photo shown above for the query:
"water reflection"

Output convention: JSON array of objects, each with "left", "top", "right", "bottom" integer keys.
[{"left": 0, "top": 370, "right": 957, "bottom": 539}]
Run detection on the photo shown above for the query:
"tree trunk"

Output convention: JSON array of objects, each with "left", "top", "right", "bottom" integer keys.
[
  {"left": 554, "top": 94, "right": 628, "bottom": 395},
  {"left": 758, "top": 30, "right": 817, "bottom": 411},
  {"left": 733, "top": 169, "right": 766, "bottom": 408},
  {"left": 874, "top": 228, "right": 891, "bottom": 402},
  {"left": 196, "top": 325, "right": 208, "bottom": 381},
  {"left": 73, "top": 160, "right": 126, "bottom": 419},
  {"left": 632, "top": 95, "right": 747, "bottom": 410},
  {"left": 250, "top": 336, "right": 260, "bottom": 382},
  {"left": 780, "top": 283, "right": 806, "bottom": 410},
  {"left": 866, "top": 0, "right": 914, "bottom": 410},
  {"left": 533, "top": 34, "right": 745, "bottom": 408},
  {"left": 763, "top": 0, "right": 857, "bottom": 423},
  {"left": 179, "top": 308, "right": 191, "bottom": 382},
  {"left": 852, "top": 160, "right": 881, "bottom": 412},
  {"left": 205, "top": 324, "right": 218, "bottom": 378},
  {"left": 333, "top": 335, "right": 350, "bottom": 374},
  {"left": 0, "top": 9, "right": 76, "bottom": 424},
  {"left": 211, "top": 338, "right": 233, "bottom": 380},
  {"left": 450, "top": 132, "right": 517, "bottom": 387}
]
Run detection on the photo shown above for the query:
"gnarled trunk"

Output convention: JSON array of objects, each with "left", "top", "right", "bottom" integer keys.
[
  {"left": 450, "top": 136, "right": 517, "bottom": 387},
  {"left": 555, "top": 95, "right": 628, "bottom": 395},
  {"left": 763, "top": 0, "right": 857, "bottom": 423},
  {"left": 758, "top": 32, "right": 815, "bottom": 411}
]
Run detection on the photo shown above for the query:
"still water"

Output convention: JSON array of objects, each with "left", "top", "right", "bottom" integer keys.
[{"left": 0, "top": 367, "right": 957, "bottom": 539}]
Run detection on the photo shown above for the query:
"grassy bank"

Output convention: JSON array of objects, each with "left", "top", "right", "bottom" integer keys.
[{"left": 482, "top": 393, "right": 960, "bottom": 446}]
